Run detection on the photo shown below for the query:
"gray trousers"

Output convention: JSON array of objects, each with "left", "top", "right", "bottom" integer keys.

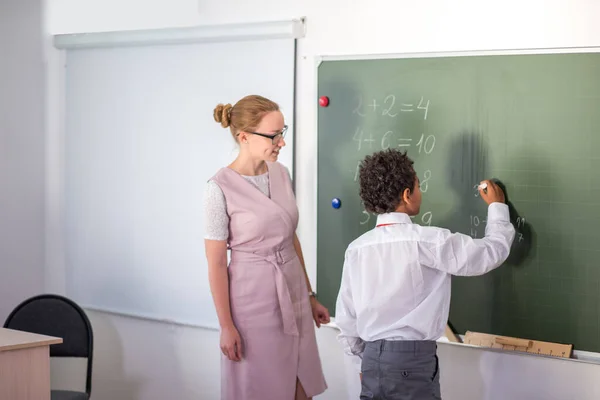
[{"left": 360, "top": 340, "right": 441, "bottom": 400}]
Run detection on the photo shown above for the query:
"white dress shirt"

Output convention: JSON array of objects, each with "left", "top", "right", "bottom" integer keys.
[{"left": 335, "top": 202, "right": 515, "bottom": 372}]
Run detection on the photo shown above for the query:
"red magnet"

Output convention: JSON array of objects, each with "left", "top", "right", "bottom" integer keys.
[{"left": 319, "top": 96, "right": 329, "bottom": 107}]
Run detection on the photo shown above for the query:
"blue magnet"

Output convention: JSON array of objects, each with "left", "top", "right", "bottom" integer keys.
[{"left": 331, "top": 198, "right": 342, "bottom": 209}]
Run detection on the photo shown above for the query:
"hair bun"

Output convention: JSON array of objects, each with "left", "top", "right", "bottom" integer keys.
[{"left": 213, "top": 103, "right": 233, "bottom": 128}]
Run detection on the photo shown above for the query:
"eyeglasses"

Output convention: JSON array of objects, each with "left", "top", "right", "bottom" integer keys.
[{"left": 239, "top": 125, "right": 288, "bottom": 145}]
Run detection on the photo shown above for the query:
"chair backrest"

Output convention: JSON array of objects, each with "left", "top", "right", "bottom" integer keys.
[{"left": 3, "top": 294, "right": 93, "bottom": 395}]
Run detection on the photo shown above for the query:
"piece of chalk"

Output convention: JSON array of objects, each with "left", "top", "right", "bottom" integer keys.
[{"left": 478, "top": 182, "right": 488, "bottom": 190}]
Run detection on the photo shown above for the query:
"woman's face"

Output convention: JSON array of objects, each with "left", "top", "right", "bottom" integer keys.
[{"left": 239, "top": 111, "right": 287, "bottom": 162}]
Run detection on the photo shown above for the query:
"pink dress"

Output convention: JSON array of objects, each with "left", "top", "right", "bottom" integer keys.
[{"left": 209, "top": 161, "right": 327, "bottom": 400}]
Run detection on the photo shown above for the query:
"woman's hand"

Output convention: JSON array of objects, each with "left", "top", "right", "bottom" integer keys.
[
  {"left": 220, "top": 325, "right": 243, "bottom": 361},
  {"left": 310, "top": 297, "right": 331, "bottom": 328}
]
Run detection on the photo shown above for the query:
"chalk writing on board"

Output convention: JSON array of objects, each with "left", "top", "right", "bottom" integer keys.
[
  {"left": 416, "top": 134, "right": 436, "bottom": 154},
  {"left": 350, "top": 92, "right": 434, "bottom": 229},
  {"left": 361, "top": 209, "right": 433, "bottom": 226},
  {"left": 470, "top": 215, "right": 479, "bottom": 238},
  {"left": 382, "top": 131, "right": 413, "bottom": 150},
  {"left": 358, "top": 210, "right": 433, "bottom": 226},
  {"left": 516, "top": 217, "right": 526, "bottom": 242},
  {"left": 397, "top": 96, "right": 430, "bottom": 120},
  {"left": 398, "top": 138, "right": 412, "bottom": 148},
  {"left": 382, "top": 95, "right": 397, "bottom": 117},
  {"left": 471, "top": 212, "right": 524, "bottom": 242},
  {"left": 368, "top": 98, "right": 379, "bottom": 112},
  {"left": 469, "top": 196, "right": 527, "bottom": 241},
  {"left": 382, "top": 131, "right": 394, "bottom": 149},
  {"left": 360, "top": 210, "right": 371, "bottom": 225},
  {"left": 352, "top": 96, "right": 366, "bottom": 117},
  {"left": 420, "top": 170, "right": 431, "bottom": 193},
  {"left": 353, "top": 128, "right": 375, "bottom": 150},
  {"left": 355, "top": 129, "right": 436, "bottom": 153},
  {"left": 352, "top": 95, "right": 430, "bottom": 120},
  {"left": 469, "top": 214, "right": 488, "bottom": 238},
  {"left": 409, "top": 211, "right": 433, "bottom": 226},
  {"left": 421, "top": 211, "right": 433, "bottom": 226},
  {"left": 417, "top": 96, "right": 430, "bottom": 120}
]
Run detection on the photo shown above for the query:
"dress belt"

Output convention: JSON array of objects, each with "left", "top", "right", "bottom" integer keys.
[{"left": 231, "top": 246, "right": 299, "bottom": 336}]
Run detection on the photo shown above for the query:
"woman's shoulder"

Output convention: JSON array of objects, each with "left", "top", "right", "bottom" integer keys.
[{"left": 209, "top": 166, "right": 234, "bottom": 184}]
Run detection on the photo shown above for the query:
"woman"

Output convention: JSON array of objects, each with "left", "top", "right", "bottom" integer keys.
[{"left": 204, "top": 95, "right": 329, "bottom": 400}]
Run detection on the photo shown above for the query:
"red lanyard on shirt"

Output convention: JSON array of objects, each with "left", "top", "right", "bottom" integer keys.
[{"left": 376, "top": 223, "right": 399, "bottom": 227}]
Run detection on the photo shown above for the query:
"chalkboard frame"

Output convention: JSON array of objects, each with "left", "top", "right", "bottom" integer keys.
[{"left": 313, "top": 46, "right": 600, "bottom": 364}]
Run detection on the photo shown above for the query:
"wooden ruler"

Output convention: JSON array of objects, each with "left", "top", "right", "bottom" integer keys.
[{"left": 463, "top": 331, "right": 573, "bottom": 359}]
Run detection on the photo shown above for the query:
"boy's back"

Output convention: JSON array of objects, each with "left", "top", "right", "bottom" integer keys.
[
  {"left": 341, "top": 203, "right": 514, "bottom": 347},
  {"left": 335, "top": 149, "right": 515, "bottom": 400}
]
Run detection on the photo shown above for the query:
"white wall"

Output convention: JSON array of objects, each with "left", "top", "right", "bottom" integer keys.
[
  {"left": 44, "top": 1, "right": 600, "bottom": 399},
  {"left": 0, "top": 0, "right": 45, "bottom": 321}
]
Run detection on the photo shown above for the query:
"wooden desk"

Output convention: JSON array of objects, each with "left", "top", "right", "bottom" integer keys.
[{"left": 0, "top": 327, "right": 63, "bottom": 400}]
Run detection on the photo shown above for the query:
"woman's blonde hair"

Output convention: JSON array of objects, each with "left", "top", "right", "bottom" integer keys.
[{"left": 213, "top": 95, "right": 280, "bottom": 141}]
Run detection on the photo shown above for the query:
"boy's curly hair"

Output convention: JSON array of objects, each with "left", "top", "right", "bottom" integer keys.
[{"left": 358, "top": 149, "right": 417, "bottom": 214}]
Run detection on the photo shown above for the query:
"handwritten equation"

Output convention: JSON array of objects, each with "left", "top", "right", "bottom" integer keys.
[
  {"left": 353, "top": 95, "right": 430, "bottom": 120},
  {"left": 352, "top": 128, "right": 436, "bottom": 153},
  {"left": 349, "top": 94, "right": 435, "bottom": 227},
  {"left": 469, "top": 214, "right": 526, "bottom": 243},
  {"left": 345, "top": 89, "right": 532, "bottom": 246},
  {"left": 360, "top": 209, "right": 433, "bottom": 227}
]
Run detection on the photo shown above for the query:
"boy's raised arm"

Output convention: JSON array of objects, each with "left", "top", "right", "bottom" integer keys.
[{"left": 419, "top": 181, "right": 516, "bottom": 276}]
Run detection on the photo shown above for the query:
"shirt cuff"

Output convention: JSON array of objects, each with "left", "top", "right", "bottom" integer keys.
[{"left": 487, "top": 202, "right": 510, "bottom": 223}]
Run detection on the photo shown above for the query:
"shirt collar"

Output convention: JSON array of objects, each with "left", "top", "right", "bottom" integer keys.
[{"left": 375, "top": 212, "right": 413, "bottom": 226}]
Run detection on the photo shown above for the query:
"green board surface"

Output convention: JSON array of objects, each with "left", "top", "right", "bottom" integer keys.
[{"left": 316, "top": 51, "right": 600, "bottom": 353}]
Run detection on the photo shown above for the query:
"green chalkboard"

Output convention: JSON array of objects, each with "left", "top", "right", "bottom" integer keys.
[{"left": 316, "top": 51, "right": 600, "bottom": 353}]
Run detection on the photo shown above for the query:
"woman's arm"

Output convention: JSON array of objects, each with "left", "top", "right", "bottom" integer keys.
[
  {"left": 203, "top": 181, "right": 242, "bottom": 360},
  {"left": 205, "top": 239, "right": 234, "bottom": 329},
  {"left": 204, "top": 181, "right": 235, "bottom": 329},
  {"left": 206, "top": 239, "right": 243, "bottom": 361}
]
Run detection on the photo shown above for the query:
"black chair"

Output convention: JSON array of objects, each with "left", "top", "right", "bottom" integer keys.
[{"left": 3, "top": 294, "right": 93, "bottom": 400}]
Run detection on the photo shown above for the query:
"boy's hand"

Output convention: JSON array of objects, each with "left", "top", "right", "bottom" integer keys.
[{"left": 478, "top": 180, "right": 506, "bottom": 205}]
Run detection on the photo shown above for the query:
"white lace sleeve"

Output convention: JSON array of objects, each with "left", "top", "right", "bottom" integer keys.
[{"left": 203, "top": 180, "right": 229, "bottom": 241}]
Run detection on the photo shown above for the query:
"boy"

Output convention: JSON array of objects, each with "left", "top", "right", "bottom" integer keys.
[{"left": 335, "top": 149, "right": 515, "bottom": 400}]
